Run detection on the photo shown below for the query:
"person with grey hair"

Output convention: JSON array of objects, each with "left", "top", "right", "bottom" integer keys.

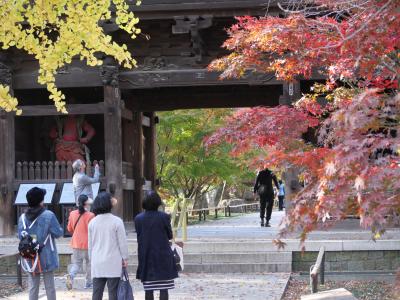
[{"left": 72, "top": 159, "right": 100, "bottom": 205}]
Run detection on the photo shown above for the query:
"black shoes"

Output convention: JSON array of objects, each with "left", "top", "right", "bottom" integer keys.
[{"left": 261, "top": 219, "right": 271, "bottom": 227}]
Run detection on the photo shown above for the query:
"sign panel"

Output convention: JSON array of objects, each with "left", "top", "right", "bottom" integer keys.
[
  {"left": 143, "top": 180, "right": 152, "bottom": 191},
  {"left": 15, "top": 183, "right": 56, "bottom": 205},
  {"left": 59, "top": 182, "right": 100, "bottom": 204}
]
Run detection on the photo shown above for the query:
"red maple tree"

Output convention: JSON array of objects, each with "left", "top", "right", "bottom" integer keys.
[{"left": 207, "top": 0, "right": 400, "bottom": 242}]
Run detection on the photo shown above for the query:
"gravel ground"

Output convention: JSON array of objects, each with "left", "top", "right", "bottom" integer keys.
[
  {"left": 282, "top": 278, "right": 399, "bottom": 300},
  {"left": 5, "top": 273, "right": 290, "bottom": 300},
  {"left": 0, "top": 279, "right": 26, "bottom": 298}
]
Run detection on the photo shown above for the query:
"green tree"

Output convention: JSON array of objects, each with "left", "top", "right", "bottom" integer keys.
[{"left": 157, "top": 109, "right": 253, "bottom": 206}]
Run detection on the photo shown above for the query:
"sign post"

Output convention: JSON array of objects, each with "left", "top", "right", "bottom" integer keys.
[
  {"left": 59, "top": 182, "right": 100, "bottom": 237},
  {"left": 14, "top": 183, "right": 56, "bottom": 221}
]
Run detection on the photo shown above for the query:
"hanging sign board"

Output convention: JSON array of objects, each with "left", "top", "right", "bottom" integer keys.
[
  {"left": 59, "top": 182, "right": 100, "bottom": 204},
  {"left": 15, "top": 183, "right": 56, "bottom": 205}
]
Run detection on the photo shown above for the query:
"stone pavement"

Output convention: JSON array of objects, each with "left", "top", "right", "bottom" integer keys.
[
  {"left": 6, "top": 273, "right": 290, "bottom": 300},
  {"left": 183, "top": 210, "right": 400, "bottom": 241}
]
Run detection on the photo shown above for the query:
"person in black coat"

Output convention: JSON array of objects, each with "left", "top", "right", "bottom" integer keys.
[
  {"left": 254, "top": 167, "right": 279, "bottom": 227},
  {"left": 135, "top": 191, "right": 178, "bottom": 300}
]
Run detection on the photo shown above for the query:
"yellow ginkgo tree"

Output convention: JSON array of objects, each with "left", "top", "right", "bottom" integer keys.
[{"left": 0, "top": 0, "right": 141, "bottom": 114}]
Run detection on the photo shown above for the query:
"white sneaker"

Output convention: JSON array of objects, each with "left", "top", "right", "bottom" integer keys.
[{"left": 84, "top": 282, "right": 93, "bottom": 289}]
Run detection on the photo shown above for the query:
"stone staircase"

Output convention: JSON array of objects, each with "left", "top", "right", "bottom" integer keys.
[
  {"left": 126, "top": 240, "right": 292, "bottom": 273},
  {"left": 0, "top": 238, "right": 291, "bottom": 274}
]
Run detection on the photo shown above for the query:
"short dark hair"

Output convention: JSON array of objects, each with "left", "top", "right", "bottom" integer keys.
[
  {"left": 26, "top": 187, "right": 46, "bottom": 207},
  {"left": 92, "top": 192, "right": 112, "bottom": 215},
  {"left": 142, "top": 190, "right": 162, "bottom": 211},
  {"left": 279, "top": 180, "right": 283, "bottom": 184}
]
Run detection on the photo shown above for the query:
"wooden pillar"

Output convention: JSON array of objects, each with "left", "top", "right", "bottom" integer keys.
[
  {"left": 0, "top": 62, "right": 15, "bottom": 236},
  {"left": 132, "top": 111, "right": 143, "bottom": 217},
  {"left": 102, "top": 65, "right": 123, "bottom": 217},
  {"left": 144, "top": 112, "right": 157, "bottom": 189}
]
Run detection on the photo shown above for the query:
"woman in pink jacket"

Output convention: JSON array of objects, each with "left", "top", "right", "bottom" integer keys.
[{"left": 66, "top": 194, "right": 95, "bottom": 290}]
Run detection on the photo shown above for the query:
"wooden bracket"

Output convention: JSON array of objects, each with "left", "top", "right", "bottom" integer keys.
[
  {"left": 100, "top": 65, "right": 119, "bottom": 86},
  {"left": 172, "top": 15, "right": 213, "bottom": 63}
]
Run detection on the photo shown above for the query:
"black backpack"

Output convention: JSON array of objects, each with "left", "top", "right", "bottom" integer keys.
[
  {"left": 18, "top": 214, "right": 52, "bottom": 273},
  {"left": 18, "top": 214, "right": 41, "bottom": 259},
  {"left": 19, "top": 231, "right": 40, "bottom": 259}
]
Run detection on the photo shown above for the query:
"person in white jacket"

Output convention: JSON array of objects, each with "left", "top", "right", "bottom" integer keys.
[{"left": 88, "top": 192, "right": 128, "bottom": 300}]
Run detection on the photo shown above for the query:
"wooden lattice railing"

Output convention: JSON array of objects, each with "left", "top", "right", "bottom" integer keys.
[{"left": 15, "top": 160, "right": 105, "bottom": 181}]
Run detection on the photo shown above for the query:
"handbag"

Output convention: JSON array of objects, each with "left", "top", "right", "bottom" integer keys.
[
  {"left": 117, "top": 267, "right": 134, "bottom": 300},
  {"left": 171, "top": 242, "right": 184, "bottom": 272}
]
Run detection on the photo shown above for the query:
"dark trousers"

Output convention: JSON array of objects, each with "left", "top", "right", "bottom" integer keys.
[
  {"left": 145, "top": 290, "right": 169, "bottom": 300},
  {"left": 278, "top": 195, "right": 285, "bottom": 211},
  {"left": 260, "top": 194, "right": 274, "bottom": 222},
  {"left": 92, "top": 277, "right": 119, "bottom": 300}
]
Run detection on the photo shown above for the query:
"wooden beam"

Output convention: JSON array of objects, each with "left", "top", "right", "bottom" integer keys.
[
  {"left": 12, "top": 59, "right": 103, "bottom": 89},
  {"left": 127, "top": 84, "right": 282, "bottom": 111},
  {"left": 131, "top": 0, "right": 278, "bottom": 11},
  {"left": 129, "top": 1, "right": 281, "bottom": 19},
  {"left": 119, "top": 69, "right": 282, "bottom": 89},
  {"left": 12, "top": 60, "right": 327, "bottom": 91},
  {"left": 17, "top": 103, "right": 105, "bottom": 117},
  {"left": 104, "top": 85, "right": 124, "bottom": 217}
]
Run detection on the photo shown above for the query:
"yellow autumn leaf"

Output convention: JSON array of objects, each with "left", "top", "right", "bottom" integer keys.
[{"left": 0, "top": 0, "right": 140, "bottom": 112}]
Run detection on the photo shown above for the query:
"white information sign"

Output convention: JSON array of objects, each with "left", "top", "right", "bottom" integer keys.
[
  {"left": 59, "top": 182, "right": 100, "bottom": 204},
  {"left": 15, "top": 184, "right": 56, "bottom": 205}
]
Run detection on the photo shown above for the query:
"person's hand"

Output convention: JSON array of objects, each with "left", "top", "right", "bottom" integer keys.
[
  {"left": 80, "top": 137, "right": 89, "bottom": 144},
  {"left": 122, "top": 259, "right": 128, "bottom": 268},
  {"left": 94, "top": 164, "right": 99, "bottom": 171}
]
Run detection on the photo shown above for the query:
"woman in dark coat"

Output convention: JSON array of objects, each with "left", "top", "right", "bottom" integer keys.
[{"left": 135, "top": 190, "right": 178, "bottom": 300}]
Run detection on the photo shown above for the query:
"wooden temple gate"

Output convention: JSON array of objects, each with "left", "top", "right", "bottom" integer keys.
[{"left": 0, "top": 0, "right": 323, "bottom": 235}]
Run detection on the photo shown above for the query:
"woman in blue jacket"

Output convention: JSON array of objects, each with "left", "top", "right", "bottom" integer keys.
[
  {"left": 135, "top": 191, "right": 178, "bottom": 300},
  {"left": 18, "top": 187, "right": 63, "bottom": 300}
]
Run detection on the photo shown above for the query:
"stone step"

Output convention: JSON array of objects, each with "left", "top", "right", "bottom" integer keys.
[
  {"left": 126, "top": 251, "right": 292, "bottom": 273},
  {"left": 2, "top": 238, "right": 400, "bottom": 257},
  {"left": 128, "top": 252, "right": 292, "bottom": 264},
  {"left": 301, "top": 288, "right": 357, "bottom": 300},
  {"left": 128, "top": 262, "right": 292, "bottom": 273},
  {"left": 2, "top": 237, "right": 400, "bottom": 256}
]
